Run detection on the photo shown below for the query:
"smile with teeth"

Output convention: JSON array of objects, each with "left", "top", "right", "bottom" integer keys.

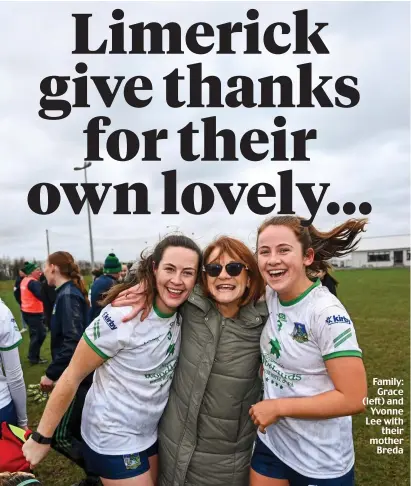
[
  {"left": 216, "top": 284, "right": 236, "bottom": 291},
  {"left": 167, "top": 287, "right": 184, "bottom": 295},
  {"left": 268, "top": 270, "right": 287, "bottom": 277}
]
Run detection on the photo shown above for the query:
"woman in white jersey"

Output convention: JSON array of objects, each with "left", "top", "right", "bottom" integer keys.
[
  {"left": 0, "top": 299, "right": 27, "bottom": 430},
  {"left": 249, "top": 216, "right": 368, "bottom": 486},
  {"left": 22, "top": 235, "right": 202, "bottom": 486}
]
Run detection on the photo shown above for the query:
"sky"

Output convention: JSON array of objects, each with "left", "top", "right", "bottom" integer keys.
[{"left": 0, "top": 1, "right": 409, "bottom": 263}]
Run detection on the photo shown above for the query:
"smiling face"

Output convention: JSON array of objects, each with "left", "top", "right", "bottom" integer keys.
[
  {"left": 154, "top": 246, "right": 199, "bottom": 314},
  {"left": 257, "top": 225, "right": 314, "bottom": 301},
  {"left": 205, "top": 248, "right": 250, "bottom": 315}
]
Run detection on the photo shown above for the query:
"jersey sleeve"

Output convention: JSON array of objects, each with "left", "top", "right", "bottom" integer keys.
[
  {"left": 314, "top": 304, "right": 362, "bottom": 362},
  {"left": 83, "top": 305, "right": 133, "bottom": 360},
  {"left": 0, "top": 304, "right": 22, "bottom": 351}
]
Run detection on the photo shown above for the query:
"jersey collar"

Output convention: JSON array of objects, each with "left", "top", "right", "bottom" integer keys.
[{"left": 279, "top": 278, "right": 321, "bottom": 307}]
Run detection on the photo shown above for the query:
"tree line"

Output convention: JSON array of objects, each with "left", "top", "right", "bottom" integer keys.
[{"left": 0, "top": 257, "right": 99, "bottom": 280}]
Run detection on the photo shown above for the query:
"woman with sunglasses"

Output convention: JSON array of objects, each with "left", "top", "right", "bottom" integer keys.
[{"left": 113, "top": 236, "right": 268, "bottom": 486}]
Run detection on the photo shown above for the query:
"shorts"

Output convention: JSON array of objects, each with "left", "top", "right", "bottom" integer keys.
[
  {"left": 251, "top": 437, "right": 355, "bottom": 485},
  {"left": 82, "top": 440, "right": 158, "bottom": 480},
  {"left": 0, "top": 400, "right": 18, "bottom": 426}
]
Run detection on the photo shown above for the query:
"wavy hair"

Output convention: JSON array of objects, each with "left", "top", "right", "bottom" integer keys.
[
  {"left": 257, "top": 216, "right": 367, "bottom": 277},
  {"left": 100, "top": 235, "right": 202, "bottom": 309}
]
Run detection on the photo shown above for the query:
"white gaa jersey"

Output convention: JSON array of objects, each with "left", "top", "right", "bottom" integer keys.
[
  {"left": 81, "top": 304, "right": 181, "bottom": 455},
  {"left": 0, "top": 299, "right": 22, "bottom": 409},
  {"left": 259, "top": 279, "right": 362, "bottom": 479}
]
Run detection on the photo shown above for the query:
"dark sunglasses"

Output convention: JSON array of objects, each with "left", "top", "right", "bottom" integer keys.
[{"left": 202, "top": 262, "right": 249, "bottom": 277}]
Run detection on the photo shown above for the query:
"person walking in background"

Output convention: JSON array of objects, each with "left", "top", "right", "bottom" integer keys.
[
  {"left": 39, "top": 251, "right": 99, "bottom": 486},
  {"left": 88, "top": 253, "right": 122, "bottom": 323},
  {"left": 0, "top": 298, "right": 27, "bottom": 429},
  {"left": 13, "top": 268, "right": 28, "bottom": 333},
  {"left": 20, "top": 262, "right": 47, "bottom": 365}
]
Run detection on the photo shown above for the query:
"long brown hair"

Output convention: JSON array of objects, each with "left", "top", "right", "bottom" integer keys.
[
  {"left": 257, "top": 216, "right": 367, "bottom": 277},
  {"left": 100, "top": 235, "right": 202, "bottom": 309},
  {"left": 202, "top": 236, "right": 265, "bottom": 306},
  {"left": 48, "top": 251, "right": 90, "bottom": 306}
]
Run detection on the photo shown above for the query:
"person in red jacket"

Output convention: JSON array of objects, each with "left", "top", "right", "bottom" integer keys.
[{"left": 20, "top": 263, "right": 47, "bottom": 365}]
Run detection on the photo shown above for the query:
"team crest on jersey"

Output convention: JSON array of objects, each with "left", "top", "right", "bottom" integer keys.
[
  {"left": 123, "top": 453, "right": 141, "bottom": 470},
  {"left": 291, "top": 323, "right": 309, "bottom": 343}
]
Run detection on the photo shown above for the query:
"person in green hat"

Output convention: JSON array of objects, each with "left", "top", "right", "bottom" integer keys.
[
  {"left": 20, "top": 262, "right": 47, "bottom": 365},
  {"left": 88, "top": 253, "right": 122, "bottom": 324}
]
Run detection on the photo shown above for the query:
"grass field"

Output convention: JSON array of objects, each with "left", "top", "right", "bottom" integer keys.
[{"left": 0, "top": 268, "right": 409, "bottom": 486}]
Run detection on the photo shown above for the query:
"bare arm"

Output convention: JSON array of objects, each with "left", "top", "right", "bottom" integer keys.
[
  {"left": 1, "top": 347, "right": 27, "bottom": 428},
  {"left": 23, "top": 339, "right": 104, "bottom": 466},
  {"left": 250, "top": 357, "right": 367, "bottom": 432},
  {"left": 278, "top": 357, "right": 366, "bottom": 417}
]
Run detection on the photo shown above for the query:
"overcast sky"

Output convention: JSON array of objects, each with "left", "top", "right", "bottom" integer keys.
[{"left": 0, "top": 1, "right": 409, "bottom": 263}]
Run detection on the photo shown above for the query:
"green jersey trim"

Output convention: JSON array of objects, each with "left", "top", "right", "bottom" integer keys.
[
  {"left": 279, "top": 279, "right": 321, "bottom": 307},
  {"left": 83, "top": 333, "right": 110, "bottom": 360},
  {"left": 323, "top": 350, "right": 363, "bottom": 361},
  {"left": 0, "top": 338, "right": 23, "bottom": 351},
  {"left": 153, "top": 301, "right": 176, "bottom": 318}
]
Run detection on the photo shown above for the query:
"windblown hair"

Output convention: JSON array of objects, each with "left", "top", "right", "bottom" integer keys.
[
  {"left": 202, "top": 236, "right": 265, "bottom": 306},
  {"left": 48, "top": 251, "right": 89, "bottom": 306},
  {"left": 257, "top": 216, "right": 367, "bottom": 278},
  {"left": 100, "top": 235, "right": 202, "bottom": 309}
]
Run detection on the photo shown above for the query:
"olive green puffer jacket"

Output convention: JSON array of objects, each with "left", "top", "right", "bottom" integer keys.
[{"left": 158, "top": 286, "right": 268, "bottom": 486}]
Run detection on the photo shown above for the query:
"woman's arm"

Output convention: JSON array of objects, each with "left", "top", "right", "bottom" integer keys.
[
  {"left": 250, "top": 357, "right": 367, "bottom": 432},
  {"left": 1, "top": 347, "right": 27, "bottom": 428},
  {"left": 279, "top": 356, "right": 367, "bottom": 417},
  {"left": 111, "top": 281, "right": 148, "bottom": 322},
  {"left": 23, "top": 339, "right": 104, "bottom": 467},
  {"left": 251, "top": 304, "right": 367, "bottom": 432}
]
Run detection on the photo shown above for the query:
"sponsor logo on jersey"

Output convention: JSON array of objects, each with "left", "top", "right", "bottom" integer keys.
[
  {"left": 291, "top": 322, "right": 309, "bottom": 343},
  {"left": 123, "top": 453, "right": 141, "bottom": 470},
  {"left": 262, "top": 353, "right": 302, "bottom": 387},
  {"left": 102, "top": 311, "right": 117, "bottom": 330},
  {"left": 326, "top": 314, "right": 351, "bottom": 325}
]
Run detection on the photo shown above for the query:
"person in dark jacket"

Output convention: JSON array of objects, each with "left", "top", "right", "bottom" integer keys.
[
  {"left": 20, "top": 263, "right": 47, "bottom": 365},
  {"left": 39, "top": 275, "right": 56, "bottom": 331},
  {"left": 318, "top": 269, "right": 338, "bottom": 296},
  {"left": 39, "top": 251, "right": 99, "bottom": 486},
  {"left": 13, "top": 269, "right": 28, "bottom": 333},
  {"left": 88, "top": 253, "right": 121, "bottom": 323}
]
